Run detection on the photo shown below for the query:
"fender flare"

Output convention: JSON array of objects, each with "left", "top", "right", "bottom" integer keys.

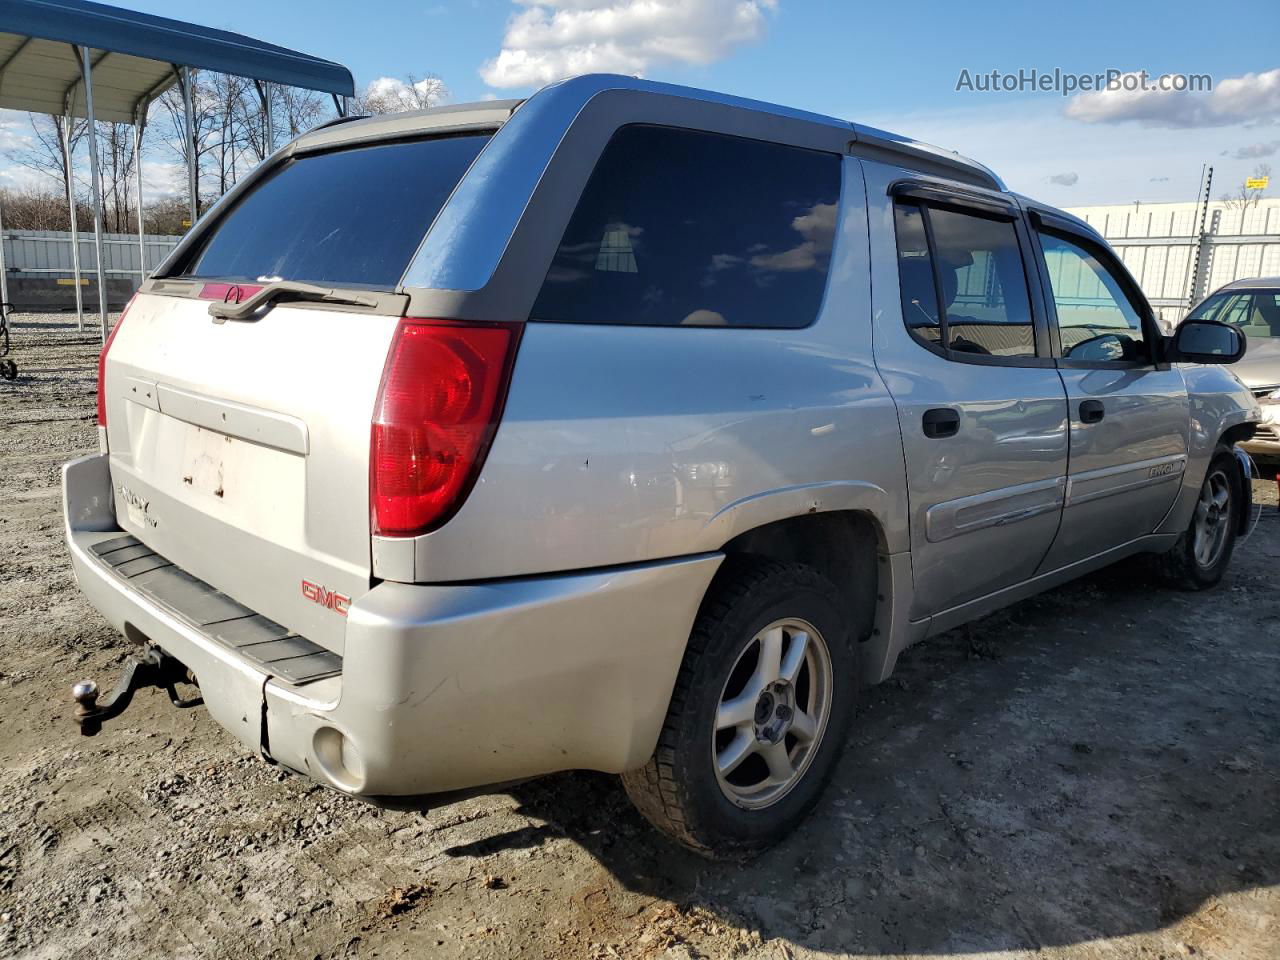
[{"left": 694, "top": 480, "right": 904, "bottom": 554}]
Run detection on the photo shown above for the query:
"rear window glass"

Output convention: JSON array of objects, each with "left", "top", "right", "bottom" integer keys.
[
  {"left": 174, "top": 134, "right": 489, "bottom": 288},
  {"left": 531, "top": 125, "right": 842, "bottom": 328}
]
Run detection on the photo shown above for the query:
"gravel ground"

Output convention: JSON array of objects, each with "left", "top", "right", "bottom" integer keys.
[{"left": 1, "top": 313, "right": 1277, "bottom": 960}]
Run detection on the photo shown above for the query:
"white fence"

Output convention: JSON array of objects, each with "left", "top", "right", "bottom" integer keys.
[{"left": 2, "top": 228, "right": 183, "bottom": 283}]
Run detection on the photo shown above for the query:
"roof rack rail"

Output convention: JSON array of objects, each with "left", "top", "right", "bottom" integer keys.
[{"left": 309, "top": 114, "right": 371, "bottom": 132}]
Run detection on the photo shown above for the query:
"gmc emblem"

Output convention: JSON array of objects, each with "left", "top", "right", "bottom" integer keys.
[{"left": 301, "top": 579, "right": 351, "bottom": 617}]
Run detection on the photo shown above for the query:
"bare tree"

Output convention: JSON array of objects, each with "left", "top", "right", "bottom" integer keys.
[
  {"left": 353, "top": 73, "right": 448, "bottom": 115},
  {"left": 157, "top": 70, "right": 223, "bottom": 218},
  {"left": 1221, "top": 163, "right": 1272, "bottom": 214},
  {"left": 207, "top": 72, "right": 255, "bottom": 196},
  {"left": 143, "top": 195, "right": 196, "bottom": 235},
  {"left": 0, "top": 186, "right": 93, "bottom": 231},
  {"left": 275, "top": 85, "right": 329, "bottom": 138},
  {"left": 4, "top": 113, "right": 89, "bottom": 230},
  {"left": 94, "top": 121, "right": 139, "bottom": 232},
  {"left": 239, "top": 83, "right": 273, "bottom": 163},
  {"left": 5, "top": 69, "right": 430, "bottom": 239}
]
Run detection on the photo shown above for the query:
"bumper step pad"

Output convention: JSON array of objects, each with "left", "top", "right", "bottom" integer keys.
[{"left": 90, "top": 535, "right": 342, "bottom": 684}]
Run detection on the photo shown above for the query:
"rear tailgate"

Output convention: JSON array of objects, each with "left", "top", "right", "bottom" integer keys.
[
  {"left": 98, "top": 131, "right": 495, "bottom": 652},
  {"left": 103, "top": 293, "right": 400, "bottom": 652}
]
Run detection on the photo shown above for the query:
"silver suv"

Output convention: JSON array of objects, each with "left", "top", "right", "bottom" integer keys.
[{"left": 64, "top": 74, "right": 1261, "bottom": 856}]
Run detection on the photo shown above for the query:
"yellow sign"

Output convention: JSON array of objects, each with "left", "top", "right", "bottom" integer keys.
[
  {"left": 181, "top": 219, "right": 192, "bottom": 227},
  {"left": 56, "top": 277, "right": 88, "bottom": 286},
  {"left": 1245, "top": 176, "right": 1269, "bottom": 190}
]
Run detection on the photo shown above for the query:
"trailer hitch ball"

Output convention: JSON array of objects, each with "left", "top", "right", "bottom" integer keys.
[
  {"left": 73, "top": 680, "right": 99, "bottom": 707},
  {"left": 73, "top": 680, "right": 103, "bottom": 735},
  {"left": 72, "top": 686, "right": 104, "bottom": 737},
  {"left": 68, "top": 648, "right": 202, "bottom": 737}
]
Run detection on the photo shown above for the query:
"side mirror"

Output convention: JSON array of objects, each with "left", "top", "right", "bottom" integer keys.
[{"left": 1167, "top": 320, "right": 1246, "bottom": 364}]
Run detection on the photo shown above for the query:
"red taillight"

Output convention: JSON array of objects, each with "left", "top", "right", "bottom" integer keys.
[
  {"left": 96, "top": 298, "right": 133, "bottom": 427},
  {"left": 371, "top": 320, "right": 520, "bottom": 537}
]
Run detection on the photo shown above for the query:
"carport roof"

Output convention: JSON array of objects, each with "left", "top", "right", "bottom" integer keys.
[{"left": 0, "top": 0, "right": 355, "bottom": 123}]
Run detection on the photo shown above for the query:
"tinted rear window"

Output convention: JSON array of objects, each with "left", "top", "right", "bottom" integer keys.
[
  {"left": 175, "top": 135, "right": 489, "bottom": 288},
  {"left": 531, "top": 125, "right": 842, "bottom": 328}
]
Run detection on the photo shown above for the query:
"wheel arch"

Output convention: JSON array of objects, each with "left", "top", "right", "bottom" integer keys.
[
  {"left": 713, "top": 510, "right": 888, "bottom": 684},
  {"left": 1218, "top": 425, "right": 1257, "bottom": 536}
]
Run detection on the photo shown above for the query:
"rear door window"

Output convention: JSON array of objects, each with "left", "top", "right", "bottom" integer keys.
[
  {"left": 531, "top": 125, "right": 842, "bottom": 328},
  {"left": 892, "top": 200, "right": 1037, "bottom": 358},
  {"left": 173, "top": 134, "right": 490, "bottom": 288},
  {"left": 893, "top": 202, "right": 942, "bottom": 343}
]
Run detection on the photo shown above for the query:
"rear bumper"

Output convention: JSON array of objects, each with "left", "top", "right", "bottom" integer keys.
[{"left": 64, "top": 453, "right": 721, "bottom": 797}]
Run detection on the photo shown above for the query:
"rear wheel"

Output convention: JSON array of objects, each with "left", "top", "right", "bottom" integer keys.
[
  {"left": 621, "top": 558, "right": 857, "bottom": 858},
  {"left": 1158, "top": 447, "right": 1241, "bottom": 590}
]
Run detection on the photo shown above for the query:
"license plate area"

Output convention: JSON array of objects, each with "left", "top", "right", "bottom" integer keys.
[
  {"left": 181, "top": 425, "right": 233, "bottom": 501},
  {"left": 121, "top": 407, "right": 307, "bottom": 543}
]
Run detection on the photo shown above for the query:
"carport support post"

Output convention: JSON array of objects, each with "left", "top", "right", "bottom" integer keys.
[
  {"left": 79, "top": 46, "right": 109, "bottom": 340},
  {"left": 181, "top": 65, "right": 198, "bottom": 227},
  {"left": 134, "top": 108, "right": 147, "bottom": 290},
  {"left": 63, "top": 105, "right": 85, "bottom": 331},
  {"left": 0, "top": 200, "right": 9, "bottom": 313}
]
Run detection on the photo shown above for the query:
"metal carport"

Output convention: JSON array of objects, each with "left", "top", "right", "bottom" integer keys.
[{"left": 0, "top": 0, "right": 355, "bottom": 337}]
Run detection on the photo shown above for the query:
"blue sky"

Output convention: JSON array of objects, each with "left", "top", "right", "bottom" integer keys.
[{"left": 4, "top": 0, "right": 1279, "bottom": 207}]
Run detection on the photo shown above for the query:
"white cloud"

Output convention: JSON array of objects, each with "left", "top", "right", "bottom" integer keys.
[
  {"left": 1049, "top": 171, "right": 1079, "bottom": 187},
  {"left": 0, "top": 165, "right": 48, "bottom": 192},
  {"left": 141, "top": 160, "right": 184, "bottom": 199},
  {"left": 1065, "top": 68, "right": 1280, "bottom": 128},
  {"left": 1229, "top": 140, "right": 1280, "bottom": 159},
  {"left": 854, "top": 99, "right": 1264, "bottom": 207},
  {"left": 479, "top": 0, "right": 777, "bottom": 89},
  {"left": 0, "top": 114, "right": 32, "bottom": 154},
  {"left": 362, "top": 75, "right": 448, "bottom": 111}
]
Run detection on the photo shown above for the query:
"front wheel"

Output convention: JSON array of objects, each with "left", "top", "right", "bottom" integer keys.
[
  {"left": 1158, "top": 447, "right": 1242, "bottom": 590},
  {"left": 621, "top": 558, "right": 857, "bottom": 858}
]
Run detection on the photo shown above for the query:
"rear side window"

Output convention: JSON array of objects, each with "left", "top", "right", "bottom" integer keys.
[
  {"left": 893, "top": 203, "right": 941, "bottom": 341},
  {"left": 531, "top": 125, "right": 842, "bottom": 328},
  {"left": 892, "top": 200, "right": 1036, "bottom": 358},
  {"left": 174, "top": 135, "right": 490, "bottom": 288}
]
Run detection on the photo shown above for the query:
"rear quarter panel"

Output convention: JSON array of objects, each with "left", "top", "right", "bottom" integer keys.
[{"left": 398, "top": 156, "right": 909, "bottom": 581}]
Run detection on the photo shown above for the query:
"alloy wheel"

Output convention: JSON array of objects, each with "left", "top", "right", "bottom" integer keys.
[
  {"left": 1193, "top": 467, "right": 1231, "bottom": 569},
  {"left": 712, "top": 618, "right": 833, "bottom": 810}
]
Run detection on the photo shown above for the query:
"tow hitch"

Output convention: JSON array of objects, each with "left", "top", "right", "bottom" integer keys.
[{"left": 71, "top": 646, "right": 204, "bottom": 736}]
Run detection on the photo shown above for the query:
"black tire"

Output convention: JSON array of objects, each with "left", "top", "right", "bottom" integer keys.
[
  {"left": 621, "top": 557, "right": 858, "bottom": 858},
  {"left": 1158, "top": 446, "right": 1242, "bottom": 590}
]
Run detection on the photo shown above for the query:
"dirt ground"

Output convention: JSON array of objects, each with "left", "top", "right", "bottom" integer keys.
[{"left": 1, "top": 313, "right": 1277, "bottom": 960}]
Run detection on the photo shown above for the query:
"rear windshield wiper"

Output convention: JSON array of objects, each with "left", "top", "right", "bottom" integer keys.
[{"left": 208, "top": 280, "right": 379, "bottom": 322}]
